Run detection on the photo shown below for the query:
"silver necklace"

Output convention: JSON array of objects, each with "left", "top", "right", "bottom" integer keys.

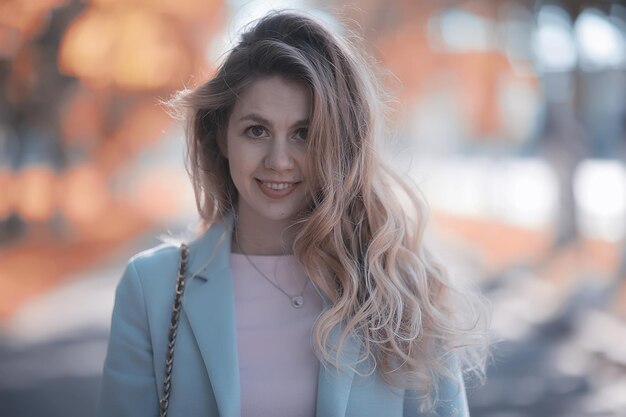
[{"left": 241, "top": 252, "right": 309, "bottom": 309}]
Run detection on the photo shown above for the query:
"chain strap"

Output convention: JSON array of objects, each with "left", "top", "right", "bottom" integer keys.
[{"left": 159, "top": 243, "right": 189, "bottom": 417}]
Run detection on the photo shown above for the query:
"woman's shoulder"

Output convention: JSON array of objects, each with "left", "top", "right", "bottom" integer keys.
[
  {"left": 128, "top": 242, "right": 182, "bottom": 269},
  {"left": 121, "top": 219, "right": 232, "bottom": 288},
  {"left": 129, "top": 241, "right": 182, "bottom": 269},
  {"left": 118, "top": 242, "right": 183, "bottom": 292}
]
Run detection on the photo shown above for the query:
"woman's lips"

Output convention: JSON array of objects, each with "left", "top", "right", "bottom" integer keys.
[{"left": 255, "top": 179, "right": 300, "bottom": 199}]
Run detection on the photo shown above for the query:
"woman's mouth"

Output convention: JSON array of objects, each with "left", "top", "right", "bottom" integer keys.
[{"left": 256, "top": 179, "right": 300, "bottom": 198}]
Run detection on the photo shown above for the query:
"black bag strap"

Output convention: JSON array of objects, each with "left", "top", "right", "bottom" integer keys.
[{"left": 159, "top": 243, "right": 189, "bottom": 417}]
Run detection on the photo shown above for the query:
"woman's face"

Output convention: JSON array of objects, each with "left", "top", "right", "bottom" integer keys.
[{"left": 225, "top": 75, "right": 311, "bottom": 228}]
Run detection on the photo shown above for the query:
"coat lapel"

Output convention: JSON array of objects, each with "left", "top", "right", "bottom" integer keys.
[
  {"left": 316, "top": 321, "right": 361, "bottom": 417},
  {"left": 183, "top": 217, "right": 241, "bottom": 417}
]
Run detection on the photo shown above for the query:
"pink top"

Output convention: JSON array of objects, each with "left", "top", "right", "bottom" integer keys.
[{"left": 230, "top": 253, "right": 324, "bottom": 417}]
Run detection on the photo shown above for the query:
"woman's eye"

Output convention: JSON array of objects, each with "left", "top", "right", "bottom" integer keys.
[
  {"left": 295, "top": 127, "right": 308, "bottom": 141},
  {"left": 246, "top": 126, "right": 266, "bottom": 138}
]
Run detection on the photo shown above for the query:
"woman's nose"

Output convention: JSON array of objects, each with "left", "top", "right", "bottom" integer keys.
[{"left": 264, "top": 140, "right": 294, "bottom": 171}]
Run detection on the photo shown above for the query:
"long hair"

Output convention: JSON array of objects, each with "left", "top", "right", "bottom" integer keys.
[{"left": 169, "top": 10, "right": 489, "bottom": 411}]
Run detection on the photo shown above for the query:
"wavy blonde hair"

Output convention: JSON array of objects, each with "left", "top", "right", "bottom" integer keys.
[{"left": 169, "top": 10, "right": 489, "bottom": 411}]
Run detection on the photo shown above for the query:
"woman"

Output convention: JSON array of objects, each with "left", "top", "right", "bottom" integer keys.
[{"left": 97, "top": 10, "right": 489, "bottom": 417}]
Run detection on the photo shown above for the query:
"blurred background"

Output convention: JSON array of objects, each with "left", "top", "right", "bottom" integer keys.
[{"left": 1, "top": 0, "right": 625, "bottom": 416}]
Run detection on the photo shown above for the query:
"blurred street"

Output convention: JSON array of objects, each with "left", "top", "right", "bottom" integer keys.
[{"left": 0, "top": 230, "right": 161, "bottom": 417}]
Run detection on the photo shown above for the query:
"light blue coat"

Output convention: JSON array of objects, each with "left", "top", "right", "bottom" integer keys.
[{"left": 96, "top": 217, "right": 469, "bottom": 417}]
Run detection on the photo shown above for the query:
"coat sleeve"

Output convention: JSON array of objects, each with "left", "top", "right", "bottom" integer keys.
[{"left": 96, "top": 260, "right": 159, "bottom": 417}]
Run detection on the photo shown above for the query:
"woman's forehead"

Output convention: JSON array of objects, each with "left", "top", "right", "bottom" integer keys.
[{"left": 230, "top": 75, "right": 311, "bottom": 125}]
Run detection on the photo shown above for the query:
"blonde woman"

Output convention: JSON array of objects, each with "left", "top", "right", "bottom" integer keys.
[{"left": 97, "top": 10, "right": 489, "bottom": 417}]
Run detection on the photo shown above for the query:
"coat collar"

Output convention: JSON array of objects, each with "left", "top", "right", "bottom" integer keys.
[
  {"left": 181, "top": 214, "right": 360, "bottom": 417},
  {"left": 185, "top": 215, "right": 234, "bottom": 282}
]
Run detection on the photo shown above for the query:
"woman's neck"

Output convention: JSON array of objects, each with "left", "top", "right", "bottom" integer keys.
[{"left": 232, "top": 214, "right": 297, "bottom": 256}]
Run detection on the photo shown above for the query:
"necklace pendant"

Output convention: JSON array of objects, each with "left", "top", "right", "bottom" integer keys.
[{"left": 291, "top": 295, "right": 304, "bottom": 308}]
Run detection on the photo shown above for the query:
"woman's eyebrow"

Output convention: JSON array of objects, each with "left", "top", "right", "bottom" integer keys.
[
  {"left": 238, "top": 113, "right": 272, "bottom": 127},
  {"left": 237, "top": 113, "right": 308, "bottom": 128}
]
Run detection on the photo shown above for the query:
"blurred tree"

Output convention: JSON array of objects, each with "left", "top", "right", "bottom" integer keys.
[{"left": 0, "top": 0, "right": 224, "bottom": 241}]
